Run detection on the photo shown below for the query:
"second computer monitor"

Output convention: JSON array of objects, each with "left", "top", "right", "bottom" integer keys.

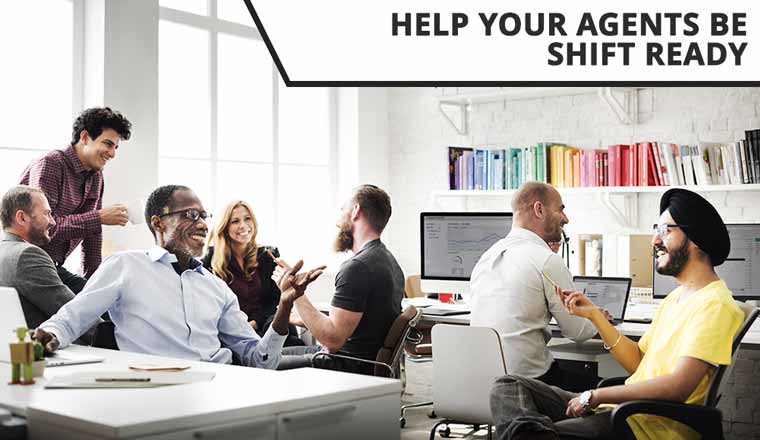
[
  {"left": 653, "top": 223, "right": 760, "bottom": 300},
  {"left": 420, "top": 212, "right": 513, "bottom": 294}
]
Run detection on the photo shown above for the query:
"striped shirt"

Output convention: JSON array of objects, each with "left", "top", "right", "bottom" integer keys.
[{"left": 19, "top": 145, "right": 103, "bottom": 278}]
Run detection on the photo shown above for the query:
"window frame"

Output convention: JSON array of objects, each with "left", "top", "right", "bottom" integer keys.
[
  {"left": 0, "top": 0, "right": 83, "bottom": 155},
  {"left": 158, "top": 0, "right": 338, "bottom": 245}
]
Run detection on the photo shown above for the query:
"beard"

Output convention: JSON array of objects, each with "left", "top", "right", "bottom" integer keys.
[
  {"left": 655, "top": 237, "right": 691, "bottom": 277},
  {"left": 28, "top": 223, "right": 51, "bottom": 247},
  {"left": 544, "top": 216, "right": 564, "bottom": 243},
  {"left": 333, "top": 221, "right": 354, "bottom": 253}
]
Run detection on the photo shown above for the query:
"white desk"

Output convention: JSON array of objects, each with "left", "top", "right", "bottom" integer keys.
[
  {"left": 412, "top": 303, "right": 760, "bottom": 349},
  {"left": 0, "top": 346, "right": 401, "bottom": 440}
]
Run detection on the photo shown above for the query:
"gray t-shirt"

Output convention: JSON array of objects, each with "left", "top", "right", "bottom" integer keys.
[{"left": 331, "top": 239, "right": 405, "bottom": 359}]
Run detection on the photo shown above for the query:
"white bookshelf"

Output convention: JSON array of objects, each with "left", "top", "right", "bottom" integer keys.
[
  {"left": 432, "top": 184, "right": 760, "bottom": 228},
  {"left": 433, "top": 184, "right": 760, "bottom": 198}
]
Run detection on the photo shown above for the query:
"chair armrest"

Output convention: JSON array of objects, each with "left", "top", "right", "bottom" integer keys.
[
  {"left": 312, "top": 352, "right": 395, "bottom": 377},
  {"left": 611, "top": 400, "right": 724, "bottom": 440},
  {"left": 597, "top": 376, "right": 628, "bottom": 388}
]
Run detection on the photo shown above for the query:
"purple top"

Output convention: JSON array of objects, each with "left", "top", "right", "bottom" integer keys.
[{"left": 19, "top": 145, "right": 103, "bottom": 277}]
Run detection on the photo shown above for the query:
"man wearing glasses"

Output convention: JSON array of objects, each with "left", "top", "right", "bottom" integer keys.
[
  {"left": 489, "top": 188, "right": 744, "bottom": 440},
  {"left": 33, "top": 185, "right": 323, "bottom": 369}
]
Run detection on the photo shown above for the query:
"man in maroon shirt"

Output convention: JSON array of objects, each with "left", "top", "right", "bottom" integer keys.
[{"left": 19, "top": 107, "right": 132, "bottom": 293}]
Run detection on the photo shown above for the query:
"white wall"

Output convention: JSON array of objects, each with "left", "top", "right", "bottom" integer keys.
[
  {"left": 78, "top": 0, "right": 159, "bottom": 257},
  {"left": 385, "top": 87, "right": 760, "bottom": 276}
]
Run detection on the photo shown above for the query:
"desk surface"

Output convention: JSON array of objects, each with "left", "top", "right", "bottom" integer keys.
[
  {"left": 1, "top": 345, "right": 400, "bottom": 439},
  {"left": 390, "top": 300, "right": 760, "bottom": 348}
]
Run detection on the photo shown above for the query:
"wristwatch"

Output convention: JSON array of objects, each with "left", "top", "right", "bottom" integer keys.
[{"left": 579, "top": 390, "right": 594, "bottom": 412}]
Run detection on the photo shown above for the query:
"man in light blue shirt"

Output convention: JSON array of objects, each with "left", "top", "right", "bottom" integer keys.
[{"left": 34, "top": 185, "right": 322, "bottom": 369}]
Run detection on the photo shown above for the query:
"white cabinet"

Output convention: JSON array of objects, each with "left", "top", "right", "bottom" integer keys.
[{"left": 277, "top": 394, "right": 399, "bottom": 440}]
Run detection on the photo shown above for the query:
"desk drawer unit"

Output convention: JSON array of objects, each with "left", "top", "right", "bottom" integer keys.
[{"left": 278, "top": 393, "right": 399, "bottom": 440}]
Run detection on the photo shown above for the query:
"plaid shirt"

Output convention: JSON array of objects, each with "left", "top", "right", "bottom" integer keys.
[{"left": 19, "top": 145, "right": 103, "bottom": 278}]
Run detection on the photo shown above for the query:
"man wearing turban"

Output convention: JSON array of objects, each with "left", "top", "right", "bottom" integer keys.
[{"left": 489, "top": 188, "right": 745, "bottom": 440}]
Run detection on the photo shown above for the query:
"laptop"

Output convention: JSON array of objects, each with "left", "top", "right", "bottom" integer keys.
[
  {"left": 422, "top": 303, "right": 471, "bottom": 317},
  {"left": 571, "top": 276, "right": 632, "bottom": 325},
  {"left": 0, "top": 287, "right": 104, "bottom": 367}
]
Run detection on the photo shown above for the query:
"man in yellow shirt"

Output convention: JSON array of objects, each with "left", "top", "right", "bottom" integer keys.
[{"left": 490, "top": 188, "right": 744, "bottom": 440}]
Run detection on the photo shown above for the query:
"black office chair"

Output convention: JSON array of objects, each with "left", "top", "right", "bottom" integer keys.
[
  {"left": 91, "top": 320, "right": 119, "bottom": 350},
  {"left": 598, "top": 302, "right": 758, "bottom": 439}
]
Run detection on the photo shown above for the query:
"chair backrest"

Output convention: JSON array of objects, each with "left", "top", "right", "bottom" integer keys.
[
  {"left": 374, "top": 305, "right": 422, "bottom": 377},
  {"left": 432, "top": 324, "right": 507, "bottom": 424},
  {"left": 704, "top": 301, "right": 758, "bottom": 407}
]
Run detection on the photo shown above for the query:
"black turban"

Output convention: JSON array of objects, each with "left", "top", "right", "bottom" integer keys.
[{"left": 659, "top": 188, "right": 730, "bottom": 266}]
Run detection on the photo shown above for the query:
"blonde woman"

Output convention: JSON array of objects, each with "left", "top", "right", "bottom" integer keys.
[{"left": 203, "top": 200, "right": 304, "bottom": 346}]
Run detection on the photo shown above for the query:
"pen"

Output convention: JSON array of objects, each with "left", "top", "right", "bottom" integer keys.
[
  {"left": 541, "top": 271, "right": 561, "bottom": 290},
  {"left": 95, "top": 378, "right": 151, "bottom": 382}
]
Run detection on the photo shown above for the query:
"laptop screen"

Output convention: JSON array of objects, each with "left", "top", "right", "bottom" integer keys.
[{"left": 572, "top": 276, "right": 631, "bottom": 321}]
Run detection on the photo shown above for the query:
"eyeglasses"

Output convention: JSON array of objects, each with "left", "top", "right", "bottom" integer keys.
[
  {"left": 653, "top": 223, "right": 688, "bottom": 237},
  {"left": 158, "top": 208, "right": 211, "bottom": 222}
]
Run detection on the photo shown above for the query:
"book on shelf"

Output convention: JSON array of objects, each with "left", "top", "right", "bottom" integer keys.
[{"left": 447, "top": 134, "right": 760, "bottom": 192}]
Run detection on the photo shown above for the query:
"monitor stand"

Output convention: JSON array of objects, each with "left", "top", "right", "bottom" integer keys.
[{"left": 420, "top": 279, "right": 470, "bottom": 296}]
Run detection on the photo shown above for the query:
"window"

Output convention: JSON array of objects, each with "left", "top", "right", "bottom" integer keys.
[
  {"left": 0, "top": 0, "right": 77, "bottom": 193},
  {"left": 159, "top": 2, "right": 336, "bottom": 268}
]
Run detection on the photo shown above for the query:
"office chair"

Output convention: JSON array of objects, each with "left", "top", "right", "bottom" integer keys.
[
  {"left": 428, "top": 324, "right": 507, "bottom": 440},
  {"left": 598, "top": 301, "right": 758, "bottom": 440},
  {"left": 91, "top": 320, "right": 119, "bottom": 350},
  {"left": 311, "top": 306, "right": 423, "bottom": 424}
]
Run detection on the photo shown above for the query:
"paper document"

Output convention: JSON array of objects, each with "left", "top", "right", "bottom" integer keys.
[{"left": 45, "top": 371, "right": 215, "bottom": 389}]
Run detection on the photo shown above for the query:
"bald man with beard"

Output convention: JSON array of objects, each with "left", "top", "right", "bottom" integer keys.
[{"left": 470, "top": 182, "right": 598, "bottom": 392}]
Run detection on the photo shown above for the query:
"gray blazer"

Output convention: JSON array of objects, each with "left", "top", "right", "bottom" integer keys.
[{"left": 0, "top": 232, "right": 77, "bottom": 329}]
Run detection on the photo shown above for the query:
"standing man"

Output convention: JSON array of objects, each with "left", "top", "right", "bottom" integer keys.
[
  {"left": 274, "top": 184, "right": 405, "bottom": 375},
  {"left": 20, "top": 107, "right": 132, "bottom": 292},
  {"left": 470, "top": 181, "right": 598, "bottom": 392}
]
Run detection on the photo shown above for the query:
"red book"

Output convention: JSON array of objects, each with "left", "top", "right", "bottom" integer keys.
[
  {"left": 603, "top": 152, "right": 609, "bottom": 186},
  {"left": 595, "top": 151, "right": 602, "bottom": 186},
  {"left": 620, "top": 145, "right": 631, "bottom": 186},
  {"left": 607, "top": 145, "right": 618, "bottom": 186},
  {"left": 646, "top": 143, "right": 658, "bottom": 186},
  {"left": 629, "top": 143, "right": 638, "bottom": 186},
  {"left": 652, "top": 142, "right": 666, "bottom": 185},
  {"left": 638, "top": 142, "right": 647, "bottom": 186}
]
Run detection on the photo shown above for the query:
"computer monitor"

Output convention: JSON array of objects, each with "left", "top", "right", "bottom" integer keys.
[
  {"left": 653, "top": 223, "right": 760, "bottom": 300},
  {"left": 420, "top": 212, "right": 513, "bottom": 294}
]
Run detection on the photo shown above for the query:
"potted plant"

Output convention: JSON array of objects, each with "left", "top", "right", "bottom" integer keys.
[{"left": 31, "top": 340, "right": 45, "bottom": 378}]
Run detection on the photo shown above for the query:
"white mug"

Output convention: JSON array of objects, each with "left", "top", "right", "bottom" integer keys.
[{"left": 127, "top": 199, "right": 145, "bottom": 225}]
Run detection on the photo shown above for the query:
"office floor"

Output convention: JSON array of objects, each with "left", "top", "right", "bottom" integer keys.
[{"left": 401, "top": 359, "right": 493, "bottom": 440}]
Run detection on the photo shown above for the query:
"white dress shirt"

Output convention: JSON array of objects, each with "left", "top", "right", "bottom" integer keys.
[
  {"left": 470, "top": 227, "right": 597, "bottom": 377},
  {"left": 41, "top": 246, "right": 286, "bottom": 369}
]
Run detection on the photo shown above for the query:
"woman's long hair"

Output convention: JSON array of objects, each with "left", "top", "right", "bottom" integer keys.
[{"left": 207, "top": 200, "right": 259, "bottom": 283}]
